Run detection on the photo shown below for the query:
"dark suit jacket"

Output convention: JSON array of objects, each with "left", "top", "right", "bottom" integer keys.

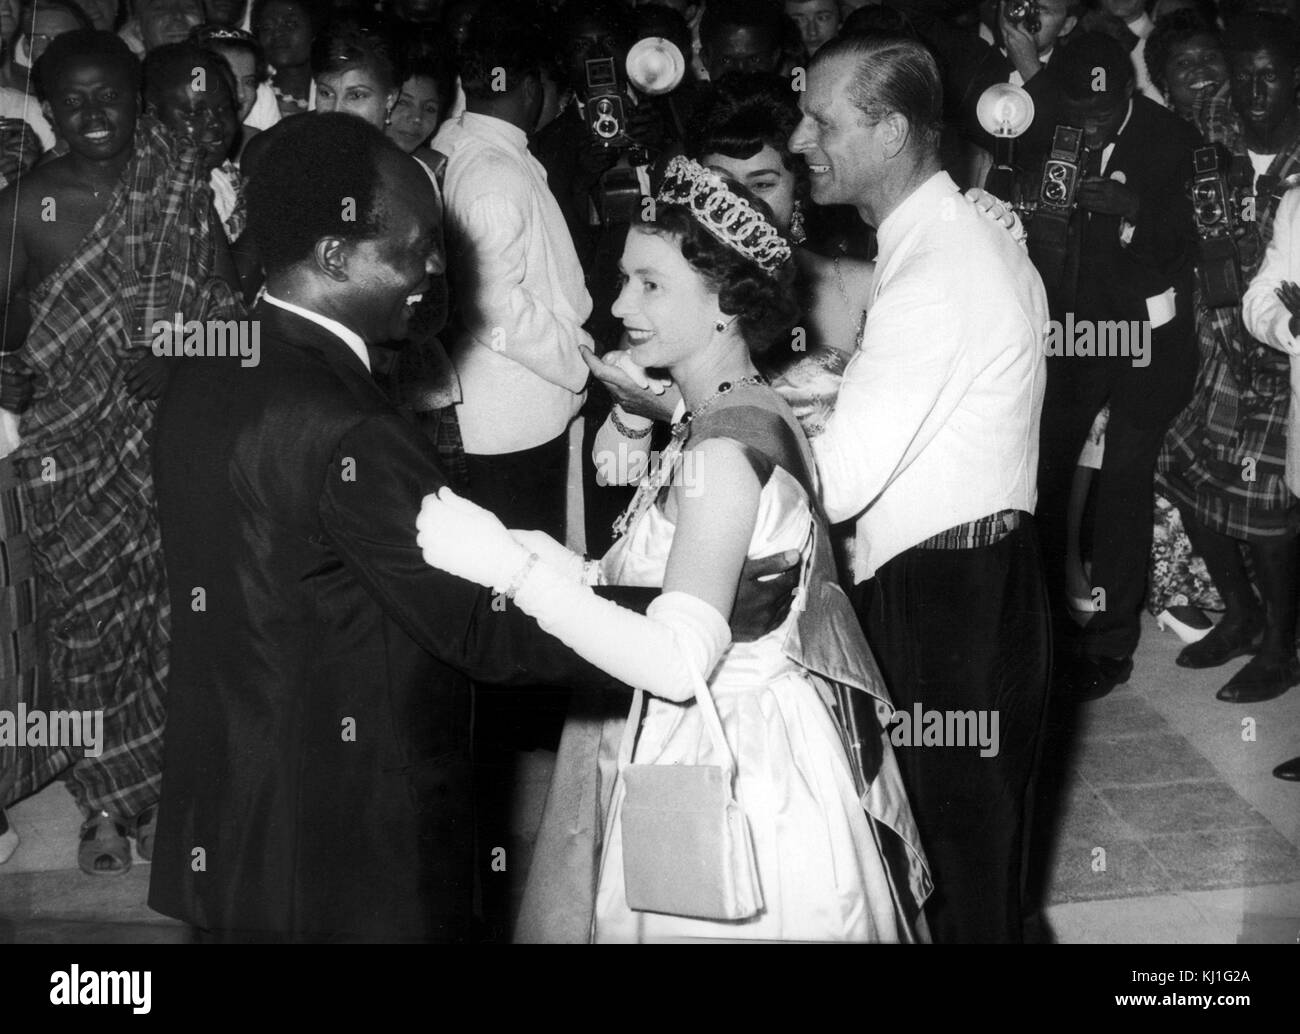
[
  {"left": 1043, "top": 96, "right": 1204, "bottom": 423},
  {"left": 1070, "top": 96, "right": 1202, "bottom": 323},
  {"left": 147, "top": 302, "right": 639, "bottom": 942}
]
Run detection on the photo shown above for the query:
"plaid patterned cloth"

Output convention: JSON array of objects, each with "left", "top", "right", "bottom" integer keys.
[
  {"left": 5, "top": 117, "right": 243, "bottom": 821},
  {"left": 0, "top": 456, "right": 70, "bottom": 807},
  {"left": 1159, "top": 93, "right": 1299, "bottom": 539}
]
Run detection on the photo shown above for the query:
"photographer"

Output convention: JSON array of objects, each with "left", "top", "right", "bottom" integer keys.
[
  {"left": 960, "top": 0, "right": 1078, "bottom": 168},
  {"left": 1033, "top": 31, "right": 1201, "bottom": 700},
  {"left": 532, "top": 0, "right": 676, "bottom": 273},
  {"left": 1160, "top": 12, "right": 1300, "bottom": 705}
]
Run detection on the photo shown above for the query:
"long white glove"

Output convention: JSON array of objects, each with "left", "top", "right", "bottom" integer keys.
[
  {"left": 514, "top": 562, "right": 730, "bottom": 703},
  {"left": 509, "top": 527, "right": 594, "bottom": 584},
  {"left": 416, "top": 487, "right": 532, "bottom": 593},
  {"left": 418, "top": 488, "right": 730, "bottom": 701}
]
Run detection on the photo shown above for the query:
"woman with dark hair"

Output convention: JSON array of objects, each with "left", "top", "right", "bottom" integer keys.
[
  {"left": 253, "top": 0, "right": 314, "bottom": 116},
  {"left": 385, "top": 35, "right": 451, "bottom": 161},
  {"left": 312, "top": 17, "right": 401, "bottom": 128},
  {"left": 417, "top": 156, "right": 930, "bottom": 943},
  {"left": 1144, "top": 7, "right": 1227, "bottom": 119},
  {"left": 591, "top": 72, "right": 1021, "bottom": 578}
]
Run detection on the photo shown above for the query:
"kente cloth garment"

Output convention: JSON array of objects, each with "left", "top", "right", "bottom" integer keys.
[
  {"left": 516, "top": 395, "right": 930, "bottom": 943},
  {"left": 8, "top": 116, "right": 244, "bottom": 820},
  {"left": 1160, "top": 96, "right": 1300, "bottom": 539},
  {"left": 0, "top": 456, "right": 67, "bottom": 808}
]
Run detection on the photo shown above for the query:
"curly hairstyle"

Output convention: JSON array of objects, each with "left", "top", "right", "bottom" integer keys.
[
  {"left": 35, "top": 27, "right": 140, "bottom": 103},
  {"left": 246, "top": 112, "right": 400, "bottom": 278},
  {"left": 686, "top": 71, "right": 805, "bottom": 186},
  {"left": 1145, "top": 9, "right": 1221, "bottom": 95},
  {"left": 458, "top": 3, "right": 544, "bottom": 99},
  {"left": 636, "top": 196, "right": 799, "bottom": 361}
]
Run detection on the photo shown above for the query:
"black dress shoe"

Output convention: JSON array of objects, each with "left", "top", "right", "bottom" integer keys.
[
  {"left": 1216, "top": 654, "right": 1300, "bottom": 703},
  {"left": 1273, "top": 757, "right": 1300, "bottom": 780},
  {"left": 1057, "top": 654, "right": 1134, "bottom": 702},
  {"left": 1176, "top": 614, "right": 1264, "bottom": 669}
]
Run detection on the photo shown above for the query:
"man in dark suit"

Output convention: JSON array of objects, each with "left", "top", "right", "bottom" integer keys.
[
  {"left": 1033, "top": 32, "right": 1202, "bottom": 699},
  {"left": 147, "top": 114, "right": 648, "bottom": 943}
]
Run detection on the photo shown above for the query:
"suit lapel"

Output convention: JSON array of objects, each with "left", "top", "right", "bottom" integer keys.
[{"left": 253, "top": 302, "right": 392, "bottom": 407}]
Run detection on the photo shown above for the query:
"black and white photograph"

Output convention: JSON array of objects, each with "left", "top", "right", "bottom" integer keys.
[{"left": 0, "top": 0, "right": 1291, "bottom": 1011}]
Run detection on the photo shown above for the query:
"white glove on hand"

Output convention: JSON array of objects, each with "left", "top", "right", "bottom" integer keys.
[
  {"left": 510, "top": 527, "right": 590, "bottom": 583},
  {"left": 608, "top": 347, "right": 671, "bottom": 395},
  {"left": 513, "top": 560, "right": 730, "bottom": 703},
  {"left": 416, "top": 487, "right": 531, "bottom": 591}
]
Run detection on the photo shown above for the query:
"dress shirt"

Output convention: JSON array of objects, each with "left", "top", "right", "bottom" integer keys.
[
  {"left": 812, "top": 171, "right": 1048, "bottom": 581},
  {"left": 1243, "top": 187, "right": 1300, "bottom": 493},
  {"left": 263, "top": 293, "right": 370, "bottom": 373},
  {"left": 433, "top": 112, "right": 592, "bottom": 455}
]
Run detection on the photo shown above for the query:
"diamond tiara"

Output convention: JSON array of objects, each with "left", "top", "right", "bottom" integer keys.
[{"left": 654, "top": 156, "right": 793, "bottom": 276}]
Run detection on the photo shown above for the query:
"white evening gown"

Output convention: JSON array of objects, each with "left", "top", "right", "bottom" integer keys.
[{"left": 591, "top": 463, "right": 918, "bottom": 943}]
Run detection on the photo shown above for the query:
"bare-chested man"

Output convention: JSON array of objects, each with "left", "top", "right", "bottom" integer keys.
[{"left": 0, "top": 29, "right": 240, "bottom": 875}]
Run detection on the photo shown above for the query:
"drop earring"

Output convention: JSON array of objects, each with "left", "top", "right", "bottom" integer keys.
[{"left": 790, "top": 199, "right": 807, "bottom": 245}]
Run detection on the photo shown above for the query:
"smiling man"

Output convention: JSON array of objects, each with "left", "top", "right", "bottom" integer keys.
[
  {"left": 0, "top": 28, "right": 241, "bottom": 877},
  {"left": 790, "top": 32, "right": 1051, "bottom": 944},
  {"left": 147, "top": 112, "right": 674, "bottom": 943}
]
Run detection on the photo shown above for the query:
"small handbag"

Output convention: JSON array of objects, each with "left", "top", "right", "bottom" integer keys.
[{"left": 615, "top": 670, "right": 763, "bottom": 921}]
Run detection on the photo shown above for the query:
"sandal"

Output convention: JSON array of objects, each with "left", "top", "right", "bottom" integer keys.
[
  {"left": 78, "top": 810, "right": 132, "bottom": 876},
  {"left": 134, "top": 806, "right": 158, "bottom": 862}
]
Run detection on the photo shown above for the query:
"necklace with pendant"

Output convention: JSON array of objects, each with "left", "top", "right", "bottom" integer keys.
[{"left": 610, "top": 373, "right": 768, "bottom": 541}]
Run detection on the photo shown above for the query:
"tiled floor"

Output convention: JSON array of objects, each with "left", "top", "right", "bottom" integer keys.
[{"left": 1, "top": 612, "right": 1297, "bottom": 944}]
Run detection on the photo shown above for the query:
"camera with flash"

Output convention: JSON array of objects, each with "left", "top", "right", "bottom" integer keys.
[
  {"left": 1005, "top": 0, "right": 1042, "bottom": 35},
  {"left": 587, "top": 37, "right": 686, "bottom": 225}
]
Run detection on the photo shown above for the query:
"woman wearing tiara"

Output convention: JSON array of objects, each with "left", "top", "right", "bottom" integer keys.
[{"left": 416, "top": 157, "right": 930, "bottom": 943}]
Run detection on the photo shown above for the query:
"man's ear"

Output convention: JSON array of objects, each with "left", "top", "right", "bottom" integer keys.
[
  {"left": 1059, "top": 14, "right": 1078, "bottom": 40},
  {"left": 39, "top": 99, "right": 55, "bottom": 126},
  {"left": 879, "top": 111, "right": 911, "bottom": 159},
  {"left": 314, "top": 235, "right": 350, "bottom": 282}
]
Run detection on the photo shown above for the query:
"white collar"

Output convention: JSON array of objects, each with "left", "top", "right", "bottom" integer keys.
[
  {"left": 875, "top": 171, "right": 958, "bottom": 269},
  {"left": 456, "top": 111, "right": 529, "bottom": 152},
  {"left": 263, "top": 293, "right": 371, "bottom": 373},
  {"left": 1128, "top": 12, "right": 1154, "bottom": 39}
]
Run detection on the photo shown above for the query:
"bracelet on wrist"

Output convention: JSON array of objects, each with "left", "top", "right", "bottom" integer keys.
[
  {"left": 609, "top": 405, "right": 652, "bottom": 439},
  {"left": 504, "top": 552, "right": 540, "bottom": 600}
]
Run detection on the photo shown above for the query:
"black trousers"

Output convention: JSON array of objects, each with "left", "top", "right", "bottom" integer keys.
[
  {"left": 851, "top": 520, "right": 1051, "bottom": 944},
  {"left": 1036, "top": 341, "right": 1195, "bottom": 660}
]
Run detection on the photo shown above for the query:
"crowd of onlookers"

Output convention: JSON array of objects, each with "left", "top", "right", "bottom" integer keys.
[{"left": 0, "top": 0, "right": 1297, "bottom": 942}]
